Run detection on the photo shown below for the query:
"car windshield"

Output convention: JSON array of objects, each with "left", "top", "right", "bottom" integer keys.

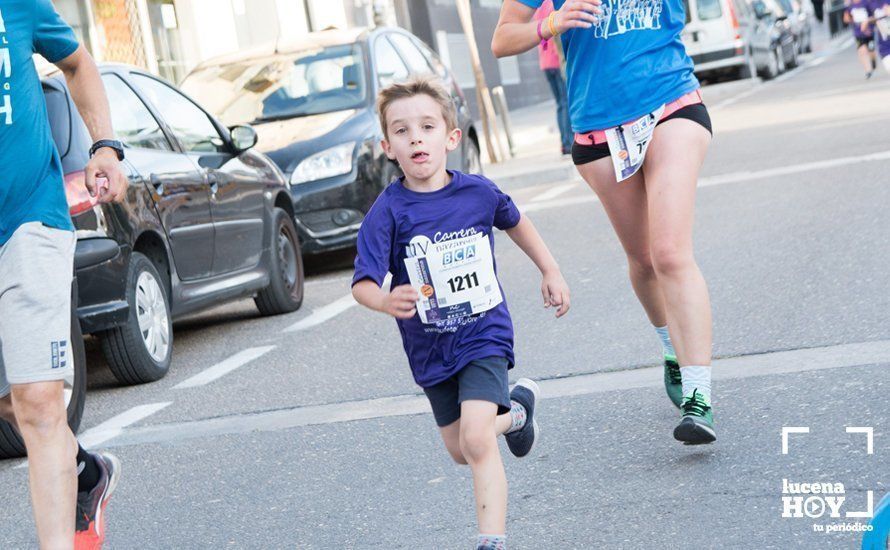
[
  {"left": 182, "top": 43, "right": 367, "bottom": 126},
  {"left": 698, "top": 0, "right": 724, "bottom": 20}
]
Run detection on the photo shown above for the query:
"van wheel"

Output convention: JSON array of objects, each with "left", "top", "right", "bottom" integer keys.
[
  {"left": 0, "top": 301, "right": 87, "bottom": 459},
  {"left": 100, "top": 252, "right": 173, "bottom": 385},
  {"left": 761, "top": 49, "right": 780, "bottom": 79},
  {"left": 255, "top": 208, "right": 304, "bottom": 316},
  {"left": 787, "top": 42, "right": 799, "bottom": 68}
]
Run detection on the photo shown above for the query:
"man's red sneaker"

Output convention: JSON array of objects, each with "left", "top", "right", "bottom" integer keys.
[{"left": 74, "top": 451, "right": 121, "bottom": 550}]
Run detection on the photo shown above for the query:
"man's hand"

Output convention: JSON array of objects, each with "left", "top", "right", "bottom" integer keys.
[
  {"left": 382, "top": 284, "right": 420, "bottom": 319},
  {"left": 85, "top": 148, "right": 127, "bottom": 203},
  {"left": 541, "top": 269, "right": 571, "bottom": 318}
]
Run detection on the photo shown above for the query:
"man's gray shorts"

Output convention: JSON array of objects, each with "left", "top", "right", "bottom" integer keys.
[{"left": 0, "top": 222, "right": 75, "bottom": 397}]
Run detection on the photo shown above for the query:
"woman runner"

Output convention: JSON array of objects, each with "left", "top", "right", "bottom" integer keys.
[{"left": 492, "top": 0, "right": 717, "bottom": 444}]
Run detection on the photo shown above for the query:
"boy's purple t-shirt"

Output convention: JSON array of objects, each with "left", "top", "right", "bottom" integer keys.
[{"left": 352, "top": 171, "right": 521, "bottom": 388}]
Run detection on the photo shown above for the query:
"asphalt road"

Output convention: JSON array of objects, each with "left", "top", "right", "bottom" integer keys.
[{"left": 1, "top": 35, "right": 888, "bottom": 549}]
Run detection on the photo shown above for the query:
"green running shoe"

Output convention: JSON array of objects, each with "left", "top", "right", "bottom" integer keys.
[
  {"left": 663, "top": 354, "right": 682, "bottom": 409},
  {"left": 673, "top": 389, "right": 716, "bottom": 445}
]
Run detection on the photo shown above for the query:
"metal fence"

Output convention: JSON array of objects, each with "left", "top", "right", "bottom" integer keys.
[{"left": 90, "top": 0, "right": 149, "bottom": 68}]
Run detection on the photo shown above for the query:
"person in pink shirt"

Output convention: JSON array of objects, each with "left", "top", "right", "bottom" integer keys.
[{"left": 535, "top": 0, "right": 573, "bottom": 154}]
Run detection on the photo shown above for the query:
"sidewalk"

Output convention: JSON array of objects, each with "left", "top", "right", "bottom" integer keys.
[{"left": 480, "top": 20, "right": 845, "bottom": 190}]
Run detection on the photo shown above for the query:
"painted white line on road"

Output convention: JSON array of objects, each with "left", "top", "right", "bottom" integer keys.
[
  {"left": 174, "top": 346, "right": 276, "bottom": 389},
  {"left": 284, "top": 293, "right": 357, "bottom": 332},
  {"left": 78, "top": 402, "right": 173, "bottom": 448},
  {"left": 105, "top": 339, "right": 890, "bottom": 448},
  {"left": 13, "top": 401, "right": 173, "bottom": 470},
  {"left": 531, "top": 183, "right": 577, "bottom": 203},
  {"left": 700, "top": 149, "right": 890, "bottom": 187},
  {"left": 712, "top": 38, "right": 852, "bottom": 111},
  {"left": 519, "top": 149, "right": 890, "bottom": 214}
]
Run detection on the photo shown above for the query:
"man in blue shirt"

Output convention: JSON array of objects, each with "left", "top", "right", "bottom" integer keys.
[{"left": 0, "top": 1, "right": 127, "bottom": 547}]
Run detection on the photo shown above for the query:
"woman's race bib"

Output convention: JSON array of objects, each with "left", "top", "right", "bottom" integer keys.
[
  {"left": 404, "top": 232, "right": 502, "bottom": 324},
  {"left": 605, "top": 105, "right": 666, "bottom": 182}
]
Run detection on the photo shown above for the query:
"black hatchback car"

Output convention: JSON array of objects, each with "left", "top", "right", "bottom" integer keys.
[
  {"left": 69, "top": 65, "right": 305, "bottom": 376},
  {"left": 181, "top": 27, "right": 482, "bottom": 254},
  {"left": 3, "top": 65, "right": 305, "bottom": 458}
]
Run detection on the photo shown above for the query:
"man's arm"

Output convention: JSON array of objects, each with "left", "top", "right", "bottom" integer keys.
[{"left": 54, "top": 45, "right": 127, "bottom": 203}]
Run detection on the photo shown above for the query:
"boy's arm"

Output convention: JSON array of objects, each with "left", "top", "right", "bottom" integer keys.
[
  {"left": 352, "top": 279, "right": 419, "bottom": 319},
  {"left": 504, "top": 215, "right": 571, "bottom": 317}
]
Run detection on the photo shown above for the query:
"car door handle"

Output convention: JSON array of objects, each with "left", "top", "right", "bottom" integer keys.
[
  {"left": 206, "top": 172, "right": 219, "bottom": 195},
  {"left": 149, "top": 173, "right": 164, "bottom": 195}
]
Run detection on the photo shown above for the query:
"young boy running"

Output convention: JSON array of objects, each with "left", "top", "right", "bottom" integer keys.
[{"left": 352, "top": 76, "right": 570, "bottom": 550}]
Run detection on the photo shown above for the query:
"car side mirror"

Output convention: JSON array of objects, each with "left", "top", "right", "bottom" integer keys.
[{"left": 230, "top": 125, "right": 258, "bottom": 153}]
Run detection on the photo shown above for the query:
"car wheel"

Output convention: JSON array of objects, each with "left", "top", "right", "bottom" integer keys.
[
  {"left": 0, "top": 301, "right": 87, "bottom": 459},
  {"left": 100, "top": 252, "right": 172, "bottom": 385},
  {"left": 761, "top": 49, "right": 780, "bottom": 79},
  {"left": 787, "top": 41, "right": 799, "bottom": 68},
  {"left": 255, "top": 208, "right": 304, "bottom": 316},
  {"left": 465, "top": 138, "right": 482, "bottom": 175},
  {"left": 382, "top": 159, "right": 402, "bottom": 186}
]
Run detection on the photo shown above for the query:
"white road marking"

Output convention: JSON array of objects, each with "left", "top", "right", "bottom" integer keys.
[
  {"left": 174, "top": 346, "right": 276, "bottom": 389},
  {"left": 284, "top": 292, "right": 357, "bottom": 332},
  {"left": 105, "top": 339, "right": 890, "bottom": 448},
  {"left": 712, "top": 38, "right": 852, "bottom": 111},
  {"left": 77, "top": 402, "right": 173, "bottom": 448},
  {"left": 520, "top": 149, "right": 890, "bottom": 214},
  {"left": 531, "top": 183, "right": 577, "bottom": 203},
  {"left": 699, "top": 149, "right": 890, "bottom": 186},
  {"left": 13, "top": 402, "right": 172, "bottom": 469}
]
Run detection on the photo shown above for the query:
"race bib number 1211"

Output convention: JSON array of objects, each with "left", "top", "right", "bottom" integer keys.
[{"left": 404, "top": 232, "right": 502, "bottom": 324}]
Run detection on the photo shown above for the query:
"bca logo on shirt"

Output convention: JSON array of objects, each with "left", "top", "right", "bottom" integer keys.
[{"left": 443, "top": 244, "right": 476, "bottom": 266}]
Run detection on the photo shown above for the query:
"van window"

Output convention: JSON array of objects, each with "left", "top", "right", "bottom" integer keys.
[{"left": 698, "top": 0, "right": 724, "bottom": 20}]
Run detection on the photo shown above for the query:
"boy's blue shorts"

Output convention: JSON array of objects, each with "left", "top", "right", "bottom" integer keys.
[{"left": 423, "top": 356, "right": 512, "bottom": 427}]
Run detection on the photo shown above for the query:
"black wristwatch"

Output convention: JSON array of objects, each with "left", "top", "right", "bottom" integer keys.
[{"left": 89, "top": 139, "right": 125, "bottom": 161}]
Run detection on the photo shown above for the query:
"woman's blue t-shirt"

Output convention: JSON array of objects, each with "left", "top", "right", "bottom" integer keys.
[
  {"left": 518, "top": 0, "right": 700, "bottom": 132},
  {"left": 352, "top": 171, "right": 521, "bottom": 388}
]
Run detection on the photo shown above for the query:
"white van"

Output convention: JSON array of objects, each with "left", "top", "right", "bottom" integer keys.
[{"left": 682, "top": 0, "right": 754, "bottom": 79}]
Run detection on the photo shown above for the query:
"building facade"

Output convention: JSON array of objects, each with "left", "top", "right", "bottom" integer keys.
[
  {"left": 52, "top": 0, "right": 550, "bottom": 116},
  {"left": 51, "top": 0, "right": 373, "bottom": 82},
  {"left": 394, "top": 0, "right": 551, "bottom": 115}
]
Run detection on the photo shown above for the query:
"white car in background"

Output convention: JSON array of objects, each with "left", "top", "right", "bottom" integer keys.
[{"left": 683, "top": 0, "right": 753, "bottom": 79}]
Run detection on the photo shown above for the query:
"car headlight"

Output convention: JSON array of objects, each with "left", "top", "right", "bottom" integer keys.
[{"left": 290, "top": 142, "right": 355, "bottom": 185}]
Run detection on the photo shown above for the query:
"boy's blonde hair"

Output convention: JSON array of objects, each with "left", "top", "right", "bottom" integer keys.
[{"left": 377, "top": 75, "right": 458, "bottom": 137}]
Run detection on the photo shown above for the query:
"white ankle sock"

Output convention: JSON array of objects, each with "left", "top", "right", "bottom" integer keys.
[
  {"left": 680, "top": 365, "right": 711, "bottom": 401},
  {"left": 505, "top": 401, "right": 526, "bottom": 434},
  {"left": 654, "top": 325, "right": 676, "bottom": 358}
]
